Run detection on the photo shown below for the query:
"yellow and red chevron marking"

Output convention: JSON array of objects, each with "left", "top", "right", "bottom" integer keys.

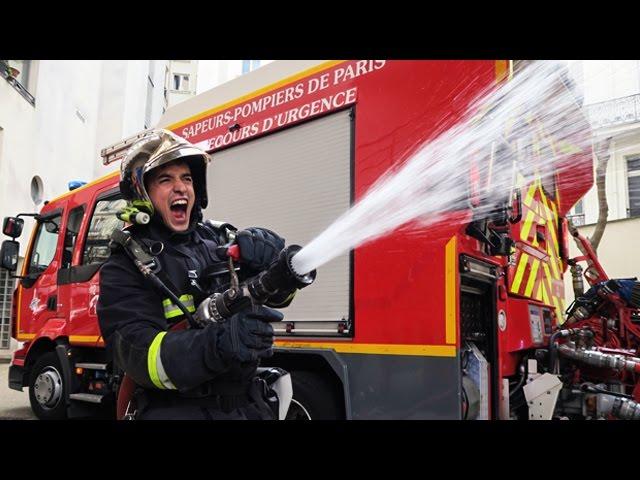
[{"left": 509, "top": 178, "right": 566, "bottom": 321}]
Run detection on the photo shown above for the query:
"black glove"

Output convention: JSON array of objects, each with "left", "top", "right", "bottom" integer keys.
[
  {"left": 216, "top": 305, "right": 283, "bottom": 363},
  {"left": 235, "top": 227, "right": 285, "bottom": 271}
]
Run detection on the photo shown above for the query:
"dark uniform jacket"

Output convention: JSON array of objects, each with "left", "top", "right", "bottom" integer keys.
[{"left": 97, "top": 220, "right": 270, "bottom": 419}]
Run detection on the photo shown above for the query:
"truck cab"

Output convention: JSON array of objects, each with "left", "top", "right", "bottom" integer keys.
[{"left": 2, "top": 171, "right": 122, "bottom": 419}]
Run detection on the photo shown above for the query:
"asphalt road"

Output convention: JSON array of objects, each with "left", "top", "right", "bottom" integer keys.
[{"left": 0, "top": 361, "right": 36, "bottom": 420}]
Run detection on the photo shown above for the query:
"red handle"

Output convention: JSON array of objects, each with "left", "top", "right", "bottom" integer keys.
[{"left": 227, "top": 244, "right": 240, "bottom": 261}]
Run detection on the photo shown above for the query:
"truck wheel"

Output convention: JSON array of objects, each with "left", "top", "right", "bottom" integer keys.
[
  {"left": 29, "top": 352, "right": 68, "bottom": 420},
  {"left": 287, "top": 371, "right": 342, "bottom": 420}
]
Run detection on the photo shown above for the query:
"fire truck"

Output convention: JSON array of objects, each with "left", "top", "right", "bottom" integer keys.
[{"left": 3, "top": 60, "right": 640, "bottom": 420}]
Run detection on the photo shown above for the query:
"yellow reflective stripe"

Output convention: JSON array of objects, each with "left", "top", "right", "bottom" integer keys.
[
  {"left": 148, "top": 332, "right": 168, "bottom": 389},
  {"left": 524, "top": 259, "right": 540, "bottom": 297},
  {"left": 524, "top": 183, "right": 537, "bottom": 207},
  {"left": 531, "top": 230, "right": 539, "bottom": 248},
  {"left": 495, "top": 60, "right": 509, "bottom": 83},
  {"left": 538, "top": 183, "right": 549, "bottom": 210},
  {"left": 541, "top": 281, "right": 550, "bottom": 305},
  {"left": 543, "top": 202, "right": 559, "bottom": 252},
  {"left": 542, "top": 262, "right": 554, "bottom": 295},
  {"left": 275, "top": 341, "right": 457, "bottom": 357},
  {"left": 164, "top": 309, "right": 183, "bottom": 319},
  {"left": 162, "top": 294, "right": 196, "bottom": 318},
  {"left": 511, "top": 253, "right": 529, "bottom": 293},
  {"left": 520, "top": 210, "right": 536, "bottom": 241},
  {"left": 534, "top": 281, "right": 542, "bottom": 301},
  {"left": 547, "top": 246, "right": 560, "bottom": 279},
  {"left": 553, "top": 296, "right": 564, "bottom": 324},
  {"left": 445, "top": 237, "right": 457, "bottom": 344}
]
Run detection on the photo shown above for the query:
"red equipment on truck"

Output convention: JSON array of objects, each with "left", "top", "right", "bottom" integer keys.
[{"left": 3, "top": 60, "right": 639, "bottom": 420}]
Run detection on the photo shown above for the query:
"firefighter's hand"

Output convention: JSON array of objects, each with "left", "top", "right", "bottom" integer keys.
[
  {"left": 235, "top": 227, "right": 285, "bottom": 271},
  {"left": 216, "top": 305, "right": 282, "bottom": 363}
]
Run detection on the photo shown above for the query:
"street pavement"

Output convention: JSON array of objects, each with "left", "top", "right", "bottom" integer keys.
[{"left": 0, "top": 361, "right": 36, "bottom": 420}]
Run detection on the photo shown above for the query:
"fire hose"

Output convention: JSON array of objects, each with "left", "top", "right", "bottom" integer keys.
[{"left": 555, "top": 342, "right": 640, "bottom": 419}]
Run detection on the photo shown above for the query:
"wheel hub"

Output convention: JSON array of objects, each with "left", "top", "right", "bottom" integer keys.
[{"left": 34, "top": 367, "right": 63, "bottom": 409}]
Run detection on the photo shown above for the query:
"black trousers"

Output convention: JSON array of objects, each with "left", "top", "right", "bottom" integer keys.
[
  {"left": 137, "top": 403, "right": 270, "bottom": 420},
  {"left": 133, "top": 379, "right": 277, "bottom": 420}
]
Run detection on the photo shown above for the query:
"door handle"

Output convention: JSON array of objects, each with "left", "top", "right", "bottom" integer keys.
[{"left": 47, "top": 295, "right": 57, "bottom": 311}]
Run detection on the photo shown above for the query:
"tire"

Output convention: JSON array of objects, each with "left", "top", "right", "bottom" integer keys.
[
  {"left": 286, "top": 371, "right": 343, "bottom": 420},
  {"left": 29, "top": 352, "right": 68, "bottom": 420}
]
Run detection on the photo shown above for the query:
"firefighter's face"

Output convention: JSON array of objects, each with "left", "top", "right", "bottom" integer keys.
[{"left": 147, "top": 162, "right": 195, "bottom": 232}]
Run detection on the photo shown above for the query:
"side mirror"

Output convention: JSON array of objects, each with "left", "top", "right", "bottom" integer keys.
[
  {"left": 0, "top": 240, "right": 19, "bottom": 271},
  {"left": 3, "top": 217, "right": 24, "bottom": 238}
]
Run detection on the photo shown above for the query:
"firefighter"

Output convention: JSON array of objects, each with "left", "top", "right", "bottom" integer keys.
[{"left": 97, "top": 129, "right": 293, "bottom": 420}]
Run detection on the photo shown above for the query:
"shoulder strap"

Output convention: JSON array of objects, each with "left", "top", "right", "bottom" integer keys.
[
  {"left": 200, "top": 220, "right": 238, "bottom": 245},
  {"left": 109, "top": 229, "right": 182, "bottom": 299}
]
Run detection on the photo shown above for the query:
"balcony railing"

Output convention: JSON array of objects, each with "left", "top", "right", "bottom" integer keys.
[
  {"left": 0, "top": 62, "right": 35, "bottom": 106},
  {"left": 586, "top": 94, "right": 640, "bottom": 129}
]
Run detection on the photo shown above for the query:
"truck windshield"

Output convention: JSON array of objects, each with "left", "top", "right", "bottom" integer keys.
[
  {"left": 83, "top": 197, "right": 126, "bottom": 265},
  {"left": 28, "top": 214, "right": 62, "bottom": 276}
]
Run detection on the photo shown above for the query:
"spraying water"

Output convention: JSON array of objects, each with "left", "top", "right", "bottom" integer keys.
[{"left": 291, "top": 61, "right": 593, "bottom": 276}]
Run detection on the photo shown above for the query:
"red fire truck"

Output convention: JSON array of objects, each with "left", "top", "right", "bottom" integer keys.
[{"left": 3, "top": 60, "right": 638, "bottom": 420}]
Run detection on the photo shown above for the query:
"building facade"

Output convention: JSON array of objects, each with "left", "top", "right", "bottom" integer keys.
[
  {"left": 0, "top": 60, "right": 168, "bottom": 354},
  {"left": 166, "top": 60, "right": 199, "bottom": 107},
  {"left": 195, "top": 60, "right": 272, "bottom": 95},
  {"left": 564, "top": 61, "right": 640, "bottom": 305}
]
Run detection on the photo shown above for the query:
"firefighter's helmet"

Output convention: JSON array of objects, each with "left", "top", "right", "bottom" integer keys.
[{"left": 119, "top": 129, "right": 211, "bottom": 216}]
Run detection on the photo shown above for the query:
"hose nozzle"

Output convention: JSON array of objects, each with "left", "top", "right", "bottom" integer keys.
[
  {"left": 248, "top": 245, "right": 317, "bottom": 303},
  {"left": 201, "top": 244, "right": 318, "bottom": 323}
]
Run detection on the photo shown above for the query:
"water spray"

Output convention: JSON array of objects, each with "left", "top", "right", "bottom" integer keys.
[{"left": 290, "top": 61, "right": 593, "bottom": 275}]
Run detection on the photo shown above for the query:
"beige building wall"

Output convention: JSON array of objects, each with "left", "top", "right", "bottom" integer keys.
[{"left": 564, "top": 217, "right": 640, "bottom": 306}]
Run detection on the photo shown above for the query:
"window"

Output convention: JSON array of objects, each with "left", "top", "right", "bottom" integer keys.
[
  {"left": 242, "top": 60, "right": 261, "bottom": 75},
  {"left": 628, "top": 155, "right": 640, "bottom": 218},
  {"left": 2, "top": 60, "right": 35, "bottom": 105},
  {"left": 27, "top": 214, "right": 62, "bottom": 276},
  {"left": 83, "top": 197, "right": 126, "bottom": 265},
  {"left": 172, "top": 73, "right": 190, "bottom": 92},
  {"left": 63, "top": 206, "right": 85, "bottom": 269},
  {"left": 568, "top": 199, "right": 585, "bottom": 226},
  {"left": 8, "top": 60, "right": 30, "bottom": 89}
]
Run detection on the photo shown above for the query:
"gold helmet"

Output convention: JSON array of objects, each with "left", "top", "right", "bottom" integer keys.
[{"left": 119, "top": 129, "right": 211, "bottom": 216}]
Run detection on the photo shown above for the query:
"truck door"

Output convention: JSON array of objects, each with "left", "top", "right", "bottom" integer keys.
[
  {"left": 56, "top": 204, "right": 88, "bottom": 339},
  {"left": 62, "top": 189, "right": 125, "bottom": 345},
  {"left": 18, "top": 207, "right": 66, "bottom": 338}
]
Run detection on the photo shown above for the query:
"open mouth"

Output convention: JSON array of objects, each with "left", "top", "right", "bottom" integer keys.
[{"left": 169, "top": 199, "right": 189, "bottom": 223}]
